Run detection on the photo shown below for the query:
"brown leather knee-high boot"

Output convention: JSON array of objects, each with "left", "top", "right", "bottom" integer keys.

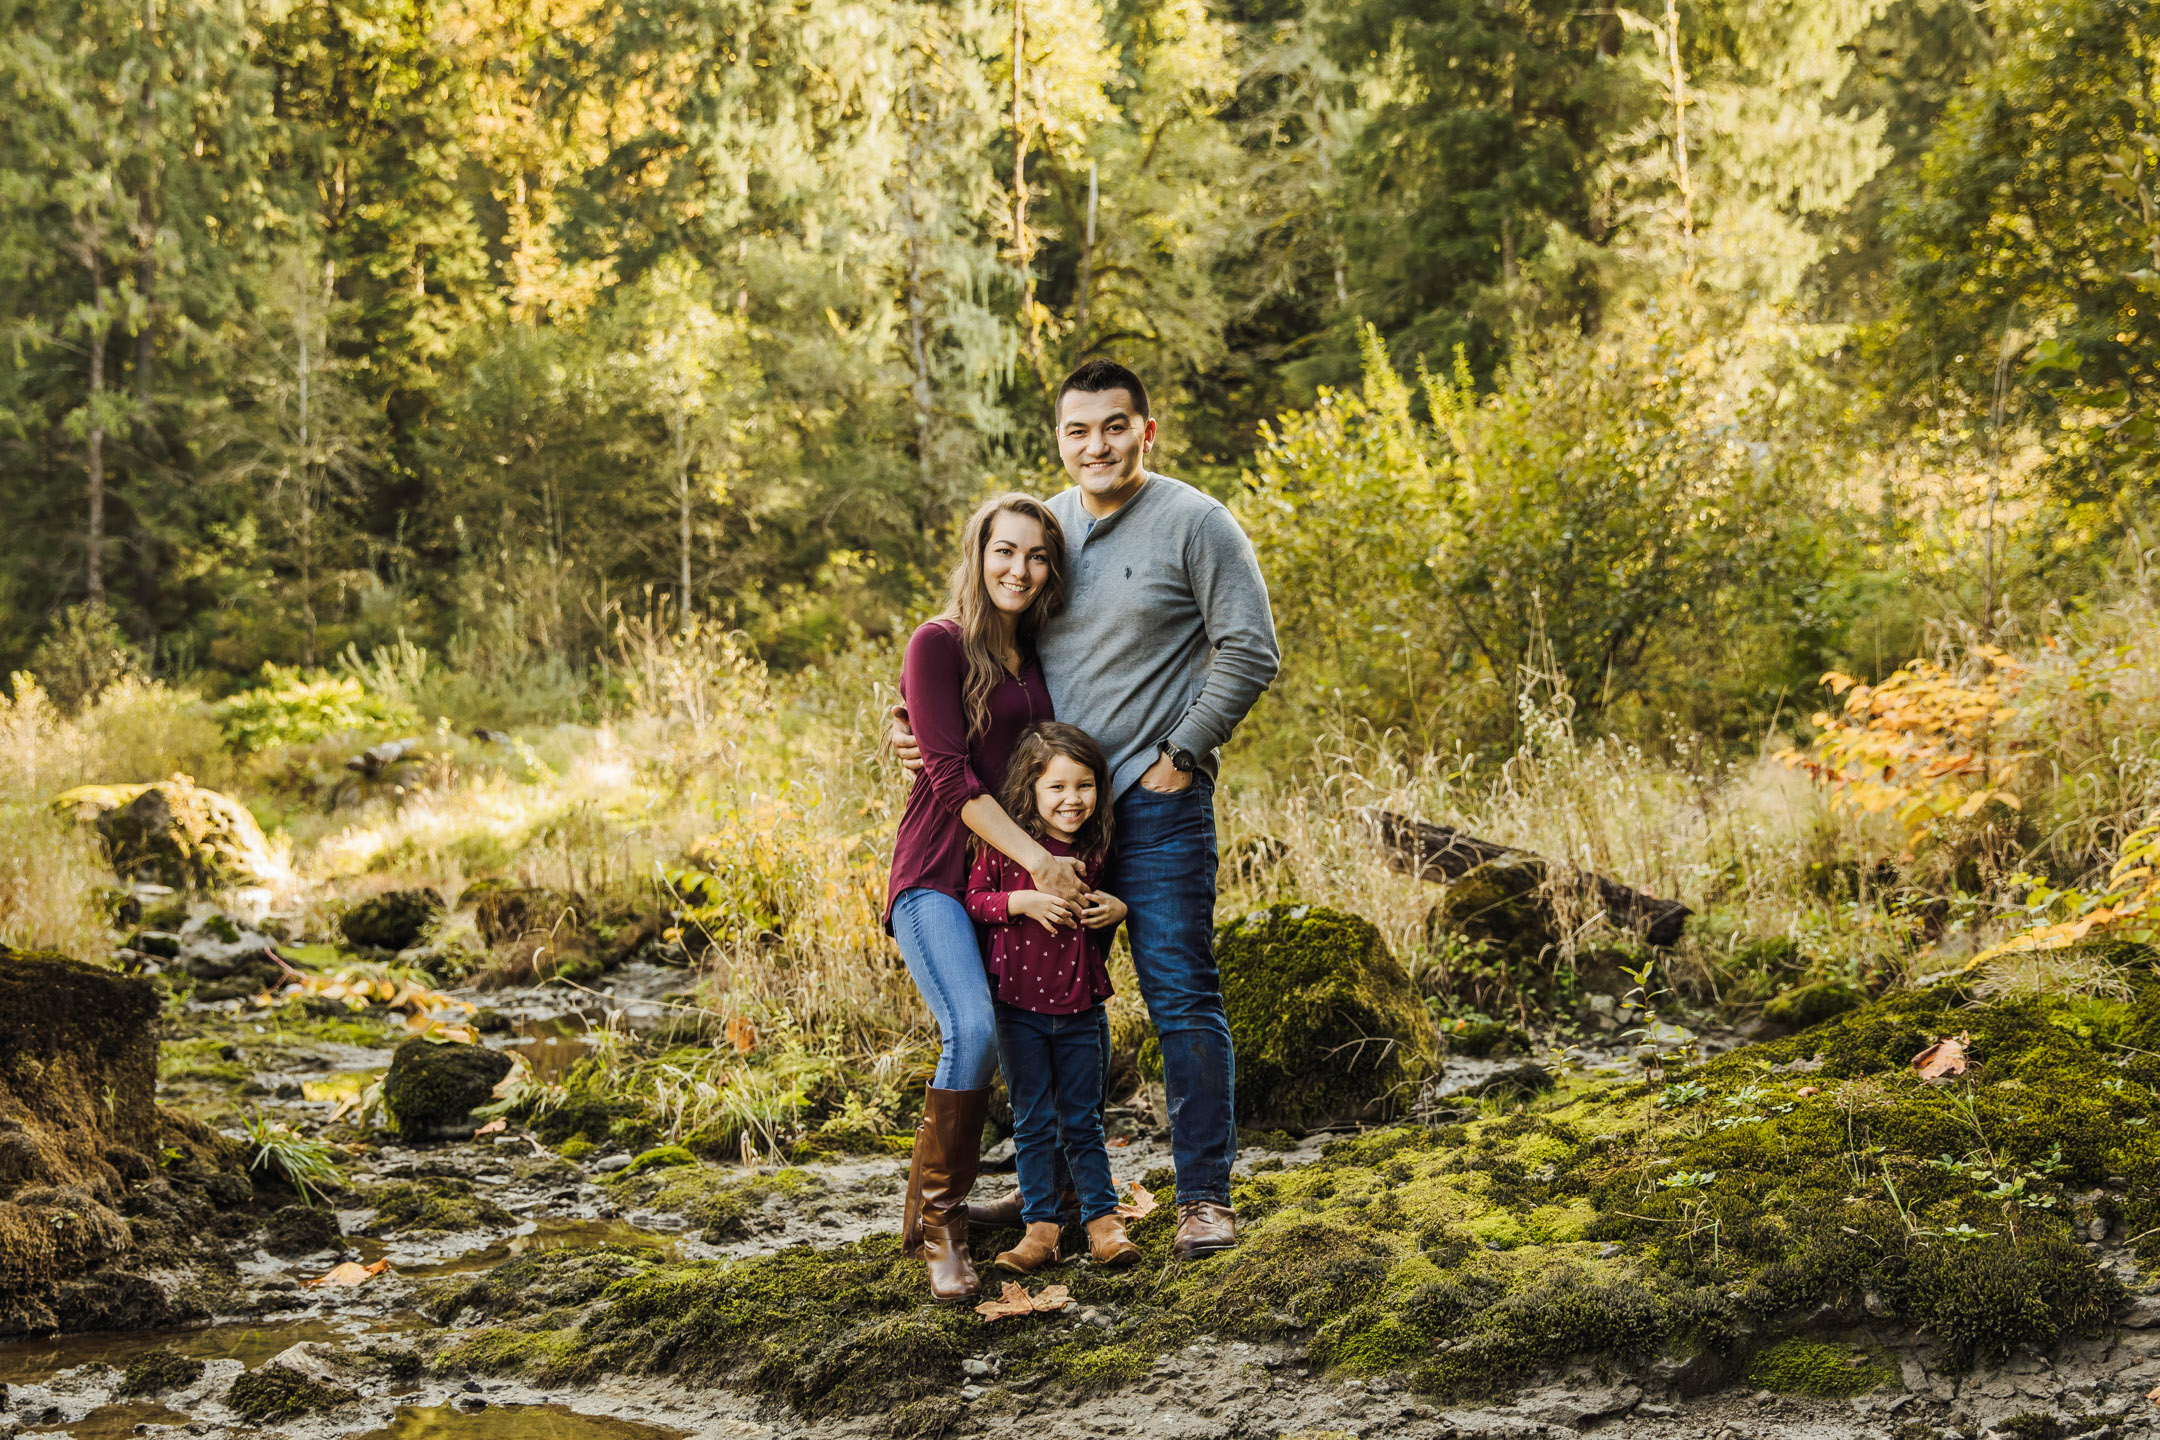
[{"left": 901, "top": 1086, "right": 989, "bottom": 1301}]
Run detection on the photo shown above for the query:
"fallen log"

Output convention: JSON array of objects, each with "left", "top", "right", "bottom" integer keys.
[{"left": 1368, "top": 810, "right": 1692, "bottom": 948}]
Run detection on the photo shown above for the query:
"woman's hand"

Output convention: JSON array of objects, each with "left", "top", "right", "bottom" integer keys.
[
  {"left": 1027, "top": 852, "right": 1089, "bottom": 902},
  {"left": 1079, "top": 891, "right": 1128, "bottom": 929},
  {"left": 887, "top": 703, "right": 923, "bottom": 775},
  {"left": 1009, "top": 889, "right": 1078, "bottom": 933}
]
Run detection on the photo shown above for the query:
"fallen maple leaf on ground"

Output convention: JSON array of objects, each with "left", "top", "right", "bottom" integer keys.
[
  {"left": 306, "top": 1258, "right": 391, "bottom": 1287},
  {"left": 725, "top": 1016, "right": 758, "bottom": 1054},
  {"left": 976, "top": 1282, "right": 1035, "bottom": 1321},
  {"left": 1115, "top": 1180, "right": 1156, "bottom": 1220},
  {"left": 473, "top": 1117, "right": 507, "bottom": 1137},
  {"left": 1796, "top": 1086, "right": 1820, "bottom": 1097},
  {"left": 1912, "top": 1032, "right": 1971, "bottom": 1081},
  {"left": 975, "top": 1281, "right": 1075, "bottom": 1321}
]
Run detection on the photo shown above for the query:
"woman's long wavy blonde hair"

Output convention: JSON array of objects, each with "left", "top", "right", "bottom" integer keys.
[{"left": 941, "top": 493, "right": 1068, "bottom": 739}]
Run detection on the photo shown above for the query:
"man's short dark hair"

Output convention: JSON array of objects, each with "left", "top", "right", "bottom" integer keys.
[{"left": 1056, "top": 358, "right": 1150, "bottom": 421}]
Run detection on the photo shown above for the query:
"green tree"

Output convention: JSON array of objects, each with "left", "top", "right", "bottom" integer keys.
[{"left": 1884, "top": 0, "right": 2160, "bottom": 557}]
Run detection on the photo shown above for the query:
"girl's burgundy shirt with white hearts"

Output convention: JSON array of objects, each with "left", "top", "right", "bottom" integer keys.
[{"left": 964, "top": 836, "right": 1116, "bottom": 1014}]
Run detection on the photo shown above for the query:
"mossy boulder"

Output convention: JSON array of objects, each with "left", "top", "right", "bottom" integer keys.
[
  {"left": 339, "top": 888, "right": 445, "bottom": 952},
  {"left": 0, "top": 948, "right": 250, "bottom": 1336},
  {"left": 262, "top": 1203, "right": 346, "bottom": 1257},
  {"left": 1431, "top": 854, "right": 1557, "bottom": 957},
  {"left": 117, "top": 1348, "right": 206, "bottom": 1396},
  {"left": 363, "top": 1176, "right": 516, "bottom": 1236},
  {"left": 1208, "top": 904, "right": 1440, "bottom": 1132},
  {"left": 225, "top": 1363, "right": 357, "bottom": 1421},
  {"left": 53, "top": 774, "right": 274, "bottom": 889},
  {"left": 1762, "top": 980, "right": 1865, "bottom": 1030},
  {"left": 380, "top": 1038, "right": 514, "bottom": 1137}
]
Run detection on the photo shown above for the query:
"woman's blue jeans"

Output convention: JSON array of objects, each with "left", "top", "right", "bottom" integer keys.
[
  {"left": 890, "top": 887, "right": 999, "bottom": 1090},
  {"left": 996, "top": 1002, "right": 1119, "bottom": 1224}
]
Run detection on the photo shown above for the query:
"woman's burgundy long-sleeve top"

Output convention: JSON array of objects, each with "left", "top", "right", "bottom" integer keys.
[{"left": 883, "top": 618, "right": 1050, "bottom": 929}]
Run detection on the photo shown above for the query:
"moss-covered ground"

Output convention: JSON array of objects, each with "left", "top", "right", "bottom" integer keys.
[{"left": 414, "top": 944, "right": 2160, "bottom": 1418}]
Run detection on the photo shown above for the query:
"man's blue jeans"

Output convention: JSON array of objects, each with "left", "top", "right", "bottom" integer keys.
[
  {"left": 1103, "top": 774, "right": 1234, "bottom": 1206},
  {"left": 995, "top": 1003, "right": 1119, "bottom": 1224}
]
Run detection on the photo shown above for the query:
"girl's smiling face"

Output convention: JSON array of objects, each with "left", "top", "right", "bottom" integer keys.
[
  {"left": 982, "top": 510, "right": 1051, "bottom": 618},
  {"left": 1032, "top": 753, "right": 1098, "bottom": 841}
]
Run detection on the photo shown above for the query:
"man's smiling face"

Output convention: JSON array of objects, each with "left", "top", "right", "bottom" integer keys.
[{"left": 1057, "top": 387, "right": 1156, "bottom": 511}]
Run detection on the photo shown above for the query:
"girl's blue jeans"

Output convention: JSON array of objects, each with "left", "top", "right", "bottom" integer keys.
[
  {"left": 995, "top": 1001, "right": 1119, "bottom": 1224},
  {"left": 890, "top": 887, "right": 999, "bottom": 1090}
]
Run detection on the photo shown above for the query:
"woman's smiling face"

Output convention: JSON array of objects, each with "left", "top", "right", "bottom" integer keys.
[{"left": 982, "top": 509, "right": 1051, "bottom": 618}]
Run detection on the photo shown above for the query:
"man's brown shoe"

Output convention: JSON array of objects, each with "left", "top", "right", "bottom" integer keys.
[
  {"left": 994, "top": 1221, "right": 1063, "bottom": 1273},
  {"left": 1171, "top": 1200, "right": 1236, "bottom": 1259},
  {"left": 967, "top": 1187, "right": 1025, "bottom": 1227},
  {"left": 1086, "top": 1214, "right": 1141, "bottom": 1267}
]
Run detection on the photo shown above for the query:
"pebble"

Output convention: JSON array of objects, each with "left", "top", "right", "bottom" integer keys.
[
  {"left": 962, "top": 1359, "right": 993, "bottom": 1378},
  {"left": 594, "top": 1154, "right": 632, "bottom": 1173}
]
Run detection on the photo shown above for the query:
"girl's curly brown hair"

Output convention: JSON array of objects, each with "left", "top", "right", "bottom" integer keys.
[{"left": 996, "top": 722, "right": 1114, "bottom": 869}]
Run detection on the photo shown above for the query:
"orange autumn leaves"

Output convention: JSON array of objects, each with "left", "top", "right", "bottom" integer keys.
[
  {"left": 306, "top": 1258, "right": 391, "bottom": 1287},
  {"left": 1782, "top": 651, "right": 2028, "bottom": 854},
  {"left": 975, "top": 1281, "right": 1074, "bottom": 1322}
]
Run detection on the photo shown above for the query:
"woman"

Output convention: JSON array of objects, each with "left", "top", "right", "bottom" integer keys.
[{"left": 887, "top": 492, "right": 1091, "bottom": 1301}]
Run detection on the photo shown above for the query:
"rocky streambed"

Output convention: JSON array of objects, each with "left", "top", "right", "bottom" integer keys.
[{"left": 18, "top": 921, "right": 2160, "bottom": 1440}]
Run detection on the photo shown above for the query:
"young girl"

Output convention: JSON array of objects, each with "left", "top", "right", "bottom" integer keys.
[{"left": 964, "top": 722, "right": 1142, "bottom": 1271}]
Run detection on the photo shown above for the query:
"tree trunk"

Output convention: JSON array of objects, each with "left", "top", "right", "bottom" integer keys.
[
  {"left": 1012, "top": 0, "right": 1044, "bottom": 385},
  {"left": 86, "top": 261, "right": 108, "bottom": 608},
  {"left": 675, "top": 412, "right": 692, "bottom": 633},
  {"left": 901, "top": 43, "right": 935, "bottom": 493},
  {"left": 1367, "top": 809, "right": 1693, "bottom": 947},
  {"left": 1074, "top": 160, "right": 1097, "bottom": 354}
]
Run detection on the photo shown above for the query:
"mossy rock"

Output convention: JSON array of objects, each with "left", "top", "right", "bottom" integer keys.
[
  {"left": 53, "top": 775, "right": 274, "bottom": 889},
  {"left": 1432, "top": 855, "right": 1557, "bottom": 957},
  {"left": 1743, "top": 1339, "right": 1896, "bottom": 1396},
  {"left": 1210, "top": 904, "right": 1440, "bottom": 1131},
  {"left": 262, "top": 1203, "right": 346, "bottom": 1257},
  {"left": 1445, "top": 1018, "right": 1530, "bottom": 1058},
  {"left": 363, "top": 1177, "right": 516, "bottom": 1236},
  {"left": 225, "top": 1363, "right": 357, "bottom": 1421},
  {"left": 380, "top": 1038, "right": 515, "bottom": 1137},
  {"left": 339, "top": 888, "right": 445, "bottom": 952},
  {"left": 117, "top": 1349, "right": 205, "bottom": 1396},
  {"left": 0, "top": 948, "right": 251, "bottom": 1335},
  {"left": 1763, "top": 981, "right": 1865, "bottom": 1030},
  {"left": 622, "top": 1144, "right": 696, "bottom": 1176}
]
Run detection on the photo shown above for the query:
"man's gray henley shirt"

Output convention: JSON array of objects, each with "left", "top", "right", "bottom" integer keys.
[{"left": 1040, "top": 473, "right": 1280, "bottom": 800}]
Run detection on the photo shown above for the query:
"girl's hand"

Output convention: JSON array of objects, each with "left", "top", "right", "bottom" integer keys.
[
  {"left": 1009, "top": 889, "right": 1078, "bottom": 933},
  {"left": 1079, "top": 891, "right": 1127, "bottom": 929}
]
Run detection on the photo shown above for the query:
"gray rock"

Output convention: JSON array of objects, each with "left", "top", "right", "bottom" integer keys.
[
  {"left": 594, "top": 1153, "right": 633, "bottom": 1173},
  {"left": 2118, "top": 1294, "right": 2160, "bottom": 1328},
  {"left": 1516, "top": 1384, "right": 1641, "bottom": 1426},
  {"left": 961, "top": 1359, "right": 993, "bottom": 1378}
]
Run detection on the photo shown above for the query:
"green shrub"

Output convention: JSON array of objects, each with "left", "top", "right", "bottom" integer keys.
[{"left": 214, "top": 664, "right": 419, "bottom": 755}]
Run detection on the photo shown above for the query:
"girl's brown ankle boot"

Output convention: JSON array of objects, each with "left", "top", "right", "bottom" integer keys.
[
  {"left": 1086, "top": 1214, "right": 1141, "bottom": 1266},
  {"left": 993, "top": 1221, "right": 1063, "bottom": 1273}
]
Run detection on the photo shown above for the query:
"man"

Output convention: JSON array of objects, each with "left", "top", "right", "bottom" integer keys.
[{"left": 894, "top": 358, "right": 1279, "bottom": 1258}]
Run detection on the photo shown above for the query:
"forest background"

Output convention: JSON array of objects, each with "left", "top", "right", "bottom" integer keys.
[{"left": 2, "top": 0, "right": 2156, "bottom": 760}]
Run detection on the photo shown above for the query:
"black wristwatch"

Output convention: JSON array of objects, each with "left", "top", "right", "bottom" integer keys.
[{"left": 1157, "top": 738, "right": 1197, "bottom": 773}]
